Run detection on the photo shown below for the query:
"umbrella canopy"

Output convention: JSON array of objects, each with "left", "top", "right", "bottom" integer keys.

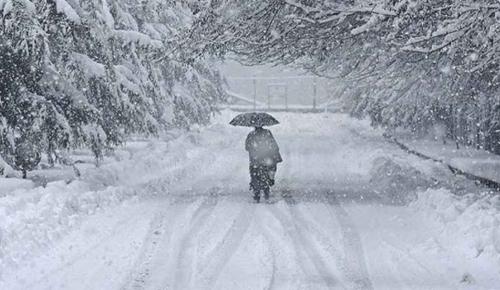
[{"left": 229, "top": 112, "right": 279, "bottom": 127}]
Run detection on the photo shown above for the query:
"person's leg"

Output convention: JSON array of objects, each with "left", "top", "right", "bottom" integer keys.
[
  {"left": 263, "top": 186, "right": 270, "bottom": 200},
  {"left": 260, "top": 166, "right": 271, "bottom": 200},
  {"left": 268, "top": 164, "right": 277, "bottom": 186},
  {"left": 253, "top": 189, "right": 261, "bottom": 202},
  {"left": 250, "top": 165, "right": 261, "bottom": 202}
]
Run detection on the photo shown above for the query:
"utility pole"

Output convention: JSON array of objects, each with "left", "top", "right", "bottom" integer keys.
[
  {"left": 252, "top": 76, "right": 257, "bottom": 111},
  {"left": 267, "top": 85, "right": 271, "bottom": 110},
  {"left": 324, "top": 79, "right": 332, "bottom": 113},
  {"left": 285, "top": 85, "right": 288, "bottom": 111}
]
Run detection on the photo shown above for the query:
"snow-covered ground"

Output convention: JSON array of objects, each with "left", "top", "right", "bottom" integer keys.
[{"left": 1, "top": 111, "right": 499, "bottom": 289}]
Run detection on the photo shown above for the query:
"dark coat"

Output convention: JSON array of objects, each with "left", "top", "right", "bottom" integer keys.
[{"left": 245, "top": 128, "right": 282, "bottom": 166}]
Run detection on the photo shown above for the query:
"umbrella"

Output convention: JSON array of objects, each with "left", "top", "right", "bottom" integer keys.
[{"left": 229, "top": 112, "right": 279, "bottom": 127}]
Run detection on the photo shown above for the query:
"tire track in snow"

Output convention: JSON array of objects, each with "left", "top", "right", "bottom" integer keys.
[
  {"left": 121, "top": 196, "right": 200, "bottom": 290},
  {"left": 168, "top": 194, "right": 220, "bottom": 290},
  {"left": 318, "top": 123, "right": 374, "bottom": 289},
  {"left": 273, "top": 135, "right": 341, "bottom": 287},
  {"left": 323, "top": 191, "right": 374, "bottom": 290},
  {"left": 266, "top": 206, "right": 315, "bottom": 287},
  {"left": 269, "top": 198, "right": 341, "bottom": 289},
  {"left": 124, "top": 131, "right": 245, "bottom": 289},
  {"left": 198, "top": 201, "right": 255, "bottom": 289},
  {"left": 262, "top": 239, "right": 278, "bottom": 290},
  {"left": 281, "top": 194, "right": 350, "bottom": 279},
  {"left": 253, "top": 208, "right": 282, "bottom": 290},
  {"left": 26, "top": 205, "right": 152, "bottom": 290},
  {"left": 122, "top": 207, "right": 168, "bottom": 290}
]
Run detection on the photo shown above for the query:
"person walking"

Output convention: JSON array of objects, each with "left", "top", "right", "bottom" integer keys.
[
  {"left": 229, "top": 112, "right": 282, "bottom": 203},
  {"left": 245, "top": 126, "right": 282, "bottom": 202}
]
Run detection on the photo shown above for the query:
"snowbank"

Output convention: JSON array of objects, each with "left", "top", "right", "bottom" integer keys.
[
  {"left": 369, "top": 156, "right": 432, "bottom": 204},
  {"left": 411, "top": 188, "right": 500, "bottom": 262},
  {"left": 0, "top": 179, "right": 34, "bottom": 197},
  {"left": 0, "top": 180, "right": 138, "bottom": 270},
  {"left": 0, "top": 123, "right": 233, "bottom": 274}
]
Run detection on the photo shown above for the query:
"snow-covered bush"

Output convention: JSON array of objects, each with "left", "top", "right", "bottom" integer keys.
[
  {"left": 13, "top": 138, "right": 41, "bottom": 179},
  {"left": 0, "top": 156, "right": 14, "bottom": 177}
]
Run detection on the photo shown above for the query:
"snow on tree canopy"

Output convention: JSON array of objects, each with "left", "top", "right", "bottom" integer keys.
[
  {"left": 189, "top": 0, "right": 500, "bottom": 154},
  {"left": 0, "top": 0, "right": 36, "bottom": 16},
  {"left": 0, "top": 0, "right": 226, "bottom": 175},
  {"left": 55, "top": 0, "right": 81, "bottom": 24},
  {"left": 114, "top": 30, "right": 163, "bottom": 48},
  {"left": 71, "top": 53, "right": 106, "bottom": 78}
]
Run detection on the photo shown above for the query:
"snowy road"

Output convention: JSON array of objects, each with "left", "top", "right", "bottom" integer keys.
[{"left": 3, "top": 112, "right": 499, "bottom": 290}]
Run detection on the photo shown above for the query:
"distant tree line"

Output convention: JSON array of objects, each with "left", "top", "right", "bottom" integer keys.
[
  {"left": 188, "top": 0, "right": 500, "bottom": 154},
  {"left": 0, "top": 0, "right": 226, "bottom": 177}
]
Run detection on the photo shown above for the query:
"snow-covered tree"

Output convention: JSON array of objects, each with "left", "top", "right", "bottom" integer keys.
[
  {"left": 0, "top": 0, "right": 226, "bottom": 176},
  {"left": 190, "top": 0, "right": 500, "bottom": 153}
]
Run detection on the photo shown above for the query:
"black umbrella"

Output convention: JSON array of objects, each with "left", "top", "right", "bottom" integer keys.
[{"left": 229, "top": 112, "right": 279, "bottom": 127}]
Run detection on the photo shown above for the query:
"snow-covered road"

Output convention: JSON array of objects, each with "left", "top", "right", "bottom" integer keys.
[{"left": 2, "top": 111, "right": 499, "bottom": 290}]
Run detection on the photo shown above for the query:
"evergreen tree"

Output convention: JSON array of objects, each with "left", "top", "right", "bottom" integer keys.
[{"left": 0, "top": 0, "right": 226, "bottom": 176}]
